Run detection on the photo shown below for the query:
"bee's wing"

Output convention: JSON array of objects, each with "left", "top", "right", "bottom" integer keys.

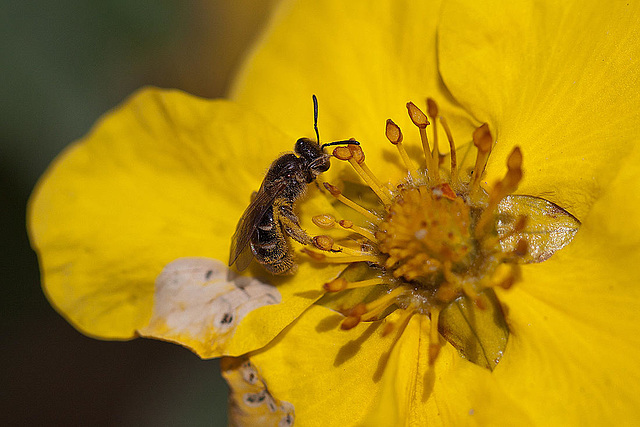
[{"left": 228, "top": 181, "right": 286, "bottom": 271}]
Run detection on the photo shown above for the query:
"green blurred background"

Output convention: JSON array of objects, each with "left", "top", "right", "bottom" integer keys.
[{"left": 2, "top": 1, "right": 276, "bottom": 424}]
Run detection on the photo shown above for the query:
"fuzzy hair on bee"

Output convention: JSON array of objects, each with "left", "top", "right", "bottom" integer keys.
[{"left": 228, "top": 95, "right": 360, "bottom": 275}]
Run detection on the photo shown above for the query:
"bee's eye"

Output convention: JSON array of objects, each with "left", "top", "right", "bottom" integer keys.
[{"left": 317, "top": 159, "right": 330, "bottom": 172}]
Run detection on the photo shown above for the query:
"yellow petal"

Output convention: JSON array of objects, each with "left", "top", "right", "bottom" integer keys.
[
  {"left": 232, "top": 0, "right": 477, "bottom": 180},
  {"left": 247, "top": 307, "right": 532, "bottom": 426},
  {"left": 28, "top": 87, "right": 339, "bottom": 349},
  {"left": 439, "top": 0, "right": 640, "bottom": 218},
  {"left": 492, "top": 146, "right": 640, "bottom": 423},
  {"left": 246, "top": 305, "right": 425, "bottom": 426}
]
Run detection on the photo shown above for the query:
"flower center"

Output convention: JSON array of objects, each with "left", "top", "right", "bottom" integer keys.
[
  {"left": 303, "top": 99, "right": 575, "bottom": 368},
  {"left": 377, "top": 183, "right": 473, "bottom": 283}
]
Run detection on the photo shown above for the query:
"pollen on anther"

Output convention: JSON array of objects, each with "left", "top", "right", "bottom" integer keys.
[
  {"left": 312, "top": 214, "right": 336, "bottom": 229},
  {"left": 324, "top": 277, "right": 348, "bottom": 292},
  {"left": 348, "top": 144, "right": 365, "bottom": 164},
  {"left": 333, "top": 146, "right": 352, "bottom": 160},
  {"left": 339, "top": 219, "right": 353, "bottom": 228},
  {"left": 427, "top": 98, "right": 438, "bottom": 118},
  {"left": 313, "top": 235, "right": 335, "bottom": 251},
  {"left": 385, "top": 119, "right": 403, "bottom": 144},
  {"left": 472, "top": 123, "right": 492, "bottom": 153},
  {"left": 323, "top": 182, "right": 342, "bottom": 197},
  {"left": 406, "top": 102, "right": 429, "bottom": 128}
]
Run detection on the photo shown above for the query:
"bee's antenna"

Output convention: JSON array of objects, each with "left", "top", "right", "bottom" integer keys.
[
  {"left": 320, "top": 139, "right": 360, "bottom": 149},
  {"left": 313, "top": 94, "right": 321, "bottom": 144},
  {"left": 313, "top": 95, "right": 361, "bottom": 150}
]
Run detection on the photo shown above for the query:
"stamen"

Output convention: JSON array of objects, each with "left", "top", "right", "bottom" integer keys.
[
  {"left": 513, "top": 238, "right": 528, "bottom": 257},
  {"left": 426, "top": 98, "right": 440, "bottom": 161},
  {"left": 481, "top": 214, "right": 527, "bottom": 253},
  {"left": 382, "top": 306, "right": 415, "bottom": 337},
  {"left": 323, "top": 182, "right": 381, "bottom": 222},
  {"left": 439, "top": 116, "right": 459, "bottom": 189},
  {"left": 484, "top": 263, "right": 520, "bottom": 290},
  {"left": 313, "top": 235, "right": 336, "bottom": 251},
  {"left": 323, "top": 277, "right": 390, "bottom": 292},
  {"left": 335, "top": 242, "right": 373, "bottom": 257},
  {"left": 442, "top": 260, "right": 479, "bottom": 304},
  {"left": 360, "top": 287, "right": 406, "bottom": 322},
  {"left": 385, "top": 119, "right": 416, "bottom": 176},
  {"left": 311, "top": 214, "right": 378, "bottom": 242},
  {"left": 333, "top": 145, "right": 392, "bottom": 205},
  {"left": 312, "top": 235, "right": 378, "bottom": 257},
  {"left": 497, "top": 215, "right": 527, "bottom": 241},
  {"left": 338, "top": 220, "right": 377, "bottom": 242},
  {"left": 312, "top": 214, "right": 336, "bottom": 229},
  {"left": 341, "top": 304, "right": 367, "bottom": 330},
  {"left": 406, "top": 102, "right": 438, "bottom": 182},
  {"left": 304, "top": 97, "right": 545, "bottom": 369},
  {"left": 302, "top": 248, "right": 383, "bottom": 264},
  {"left": 475, "top": 147, "right": 524, "bottom": 237},
  {"left": 470, "top": 123, "right": 493, "bottom": 200}
]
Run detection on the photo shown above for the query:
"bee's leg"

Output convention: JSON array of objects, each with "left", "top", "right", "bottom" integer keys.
[
  {"left": 277, "top": 201, "right": 312, "bottom": 245},
  {"left": 263, "top": 253, "right": 297, "bottom": 275}
]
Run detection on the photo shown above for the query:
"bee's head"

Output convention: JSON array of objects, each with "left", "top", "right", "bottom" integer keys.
[{"left": 296, "top": 137, "right": 331, "bottom": 173}]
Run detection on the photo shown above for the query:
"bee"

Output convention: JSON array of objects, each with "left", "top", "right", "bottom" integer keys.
[{"left": 229, "top": 95, "right": 360, "bottom": 275}]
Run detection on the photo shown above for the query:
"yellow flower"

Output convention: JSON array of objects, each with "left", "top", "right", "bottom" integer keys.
[{"left": 28, "top": 0, "right": 640, "bottom": 426}]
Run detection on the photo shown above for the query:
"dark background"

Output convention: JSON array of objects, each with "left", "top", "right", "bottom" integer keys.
[{"left": 2, "top": 1, "right": 276, "bottom": 425}]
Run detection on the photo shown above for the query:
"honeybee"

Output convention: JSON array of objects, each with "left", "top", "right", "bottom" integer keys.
[{"left": 229, "top": 95, "right": 360, "bottom": 275}]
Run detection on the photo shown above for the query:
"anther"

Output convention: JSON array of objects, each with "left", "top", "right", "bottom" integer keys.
[
  {"left": 386, "top": 119, "right": 416, "bottom": 177},
  {"left": 495, "top": 215, "right": 527, "bottom": 245},
  {"left": 406, "top": 102, "right": 429, "bottom": 128},
  {"left": 385, "top": 119, "right": 403, "bottom": 144},
  {"left": 332, "top": 146, "right": 352, "bottom": 160},
  {"left": 502, "top": 147, "right": 523, "bottom": 194},
  {"left": 339, "top": 220, "right": 377, "bottom": 242},
  {"left": 384, "top": 307, "right": 415, "bottom": 340},
  {"left": 475, "top": 146, "right": 524, "bottom": 237},
  {"left": 313, "top": 235, "right": 335, "bottom": 251},
  {"left": 488, "top": 264, "right": 520, "bottom": 290},
  {"left": 427, "top": 98, "right": 438, "bottom": 119},
  {"left": 348, "top": 144, "right": 365, "bottom": 164},
  {"left": 470, "top": 123, "right": 493, "bottom": 198},
  {"left": 325, "top": 277, "right": 390, "bottom": 293},
  {"left": 341, "top": 304, "right": 367, "bottom": 330},
  {"left": 339, "top": 219, "right": 353, "bottom": 228},
  {"left": 407, "top": 102, "right": 438, "bottom": 182},
  {"left": 439, "top": 116, "right": 459, "bottom": 189},
  {"left": 324, "top": 277, "right": 348, "bottom": 292},
  {"left": 513, "top": 238, "right": 528, "bottom": 257},
  {"left": 513, "top": 215, "right": 527, "bottom": 233},
  {"left": 312, "top": 214, "right": 336, "bottom": 229},
  {"left": 426, "top": 98, "right": 440, "bottom": 166},
  {"left": 323, "top": 182, "right": 341, "bottom": 197}
]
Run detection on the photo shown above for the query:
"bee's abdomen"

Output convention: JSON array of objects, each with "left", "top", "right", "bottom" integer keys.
[{"left": 251, "top": 205, "right": 295, "bottom": 274}]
